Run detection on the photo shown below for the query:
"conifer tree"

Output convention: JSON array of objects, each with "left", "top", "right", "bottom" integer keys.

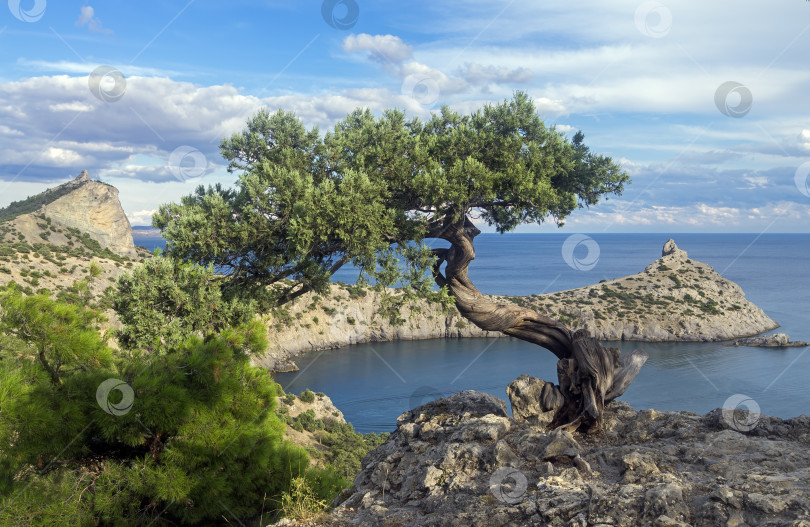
[
  {"left": 0, "top": 285, "right": 327, "bottom": 525},
  {"left": 156, "top": 92, "right": 644, "bottom": 431}
]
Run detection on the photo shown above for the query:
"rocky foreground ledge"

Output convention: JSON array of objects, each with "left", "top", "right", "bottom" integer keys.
[{"left": 298, "top": 391, "right": 810, "bottom": 527}]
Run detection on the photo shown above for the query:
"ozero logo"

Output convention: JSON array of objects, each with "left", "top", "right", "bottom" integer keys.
[
  {"left": 8, "top": 0, "right": 46, "bottom": 22},
  {"left": 96, "top": 378, "right": 135, "bottom": 416},
  {"left": 562, "top": 234, "right": 600, "bottom": 271}
]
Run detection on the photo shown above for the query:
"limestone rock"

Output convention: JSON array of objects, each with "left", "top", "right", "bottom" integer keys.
[
  {"left": 327, "top": 389, "right": 810, "bottom": 526},
  {"left": 493, "top": 238, "right": 780, "bottom": 344},
  {"left": 661, "top": 238, "right": 687, "bottom": 258},
  {"left": 506, "top": 374, "right": 559, "bottom": 427},
  {"left": 260, "top": 239, "right": 782, "bottom": 373},
  {"left": 3, "top": 171, "right": 138, "bottom": 258},
  {"left": 726, "top": 333, "right": 809, "bottom": 348},
  {"left": 39, "top": 172, "right": 137, "bottom": 257}
]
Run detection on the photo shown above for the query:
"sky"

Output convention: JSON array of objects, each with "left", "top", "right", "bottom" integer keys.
[{"left": 0, "top": 1, "right": 809, "bottom": 232}]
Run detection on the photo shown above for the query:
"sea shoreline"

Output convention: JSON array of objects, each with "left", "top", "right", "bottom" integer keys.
[{"left": 258, "top": 240, "right": 791, "bottom": 373}]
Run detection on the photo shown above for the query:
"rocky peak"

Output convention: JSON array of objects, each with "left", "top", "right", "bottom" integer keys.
[
  {"left": 75, "top": 170, "right": 91, "bottom": 183},
  {"left": 661, "top": 238, "right": 687, "bottom": 258},
  {"left": 1, "top": 171, "right": 138, "bottom": 258}
]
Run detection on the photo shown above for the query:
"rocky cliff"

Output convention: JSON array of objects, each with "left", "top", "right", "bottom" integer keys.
[
  {"left": 1, "top": 171, "right": 138, "bottom": 258},
  {"left": 316, "top": 390, "right": 810, "bottom": 527},
  {"left": 256, "top": 284, "right": 501, "bottom": 372},
  {"left": 259, "top": 240, "right": 781, "bottom": 373}
]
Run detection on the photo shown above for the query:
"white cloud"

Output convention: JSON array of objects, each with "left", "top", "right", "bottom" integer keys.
[
  {"left": 49, "top": 101, "right": 95, "bottom": 112},
  {"left": 0, "top": 75, "right": 264, "bottom": 183},
  {"left": 75, "top": 5, "right": 113, "bottom": 35},
  {"left": 800, "top": 129, "right": 810, "bottom": 152},
  {"left": 342, "top": 34, "right": 413, "bottom": 64},
  {"left": 550, "top": 200, "right": 810, "bottom": 233},
  {"left": 18, "top": 59, "right": 180, "bottom": 77},
  {"left": 741, "top": 175, "right": 768, "bottom": 189},
  {"left": 341, "top": 34, "right": 538, "bottom": 105},
  {"left": 127, "top": 209, "right": 158, "bottom": 226},
  {"left": 0, "top": 125, "right": 23, "bottom": 136},
  {"left": 458, "top": 63, "right": 533, "bottom": 85}
]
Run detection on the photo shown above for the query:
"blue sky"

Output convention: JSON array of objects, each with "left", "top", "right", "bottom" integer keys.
[{"left": 1, "top": 1, "right": 809, "bottom": 232}]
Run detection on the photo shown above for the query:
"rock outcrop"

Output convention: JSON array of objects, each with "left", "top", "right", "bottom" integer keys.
[
  {"left": 3, "top": 171, "right": 138, "bottom": 258},
  {"left": 256, "top": 286, "right": 501, "bottom": 372},
  {"left": 323, "top": 390, "right": 810, "bottom": 527},
  {"left": 725, "top": 333, "right": 809, "bottom": 348}
]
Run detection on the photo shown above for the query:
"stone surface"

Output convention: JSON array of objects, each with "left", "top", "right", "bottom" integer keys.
[
  {"left": 726, "top": 333, "right": 809, "bottom": 348},
  {"left": 495, "top": 239, "right": 780, "bottom": 343},
  {"left": 661, "top": 238, "right": 687, "bottom": 258},
  {"left": 316, "top": 390, "right": 810, "bottom": 527},
  {"left": 506, "top": 374, "right": 557, "bottom": 427},
  {"left": 40, "top": 172, "right": 138, "bottom": 257}
]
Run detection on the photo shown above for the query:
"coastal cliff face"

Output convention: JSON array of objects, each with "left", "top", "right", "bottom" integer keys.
[
  {"left": 258, "top": 240, "right": 780, "bottom": 372},
  {"left": 256, "top": 285, "right": 501, "bottom": 372},
  {"left": 319, "top": 391, "right": 810, "bottom": 527},
  {"left": 4, "top": 171, "right": 138, "bottom": 258}
]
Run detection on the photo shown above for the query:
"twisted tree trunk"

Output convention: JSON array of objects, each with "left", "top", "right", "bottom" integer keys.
[{"left": 431, "top": 216, "right": 648, "bottom": 433}]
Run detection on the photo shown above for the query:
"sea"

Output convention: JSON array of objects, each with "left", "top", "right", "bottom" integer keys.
[{"left": 132, "top": 229, "right": 810, "bottom": 433}]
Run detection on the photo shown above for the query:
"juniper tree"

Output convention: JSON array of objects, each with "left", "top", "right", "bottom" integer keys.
[
  {"left": 109, "top": 255, "right": 256, "bottom": 352},
  {"left": 154, "top": 92, "right": 647, "bottom": 432}
]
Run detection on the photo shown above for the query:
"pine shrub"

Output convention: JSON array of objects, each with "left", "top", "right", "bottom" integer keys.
[{"left": 0, "top": 287, "right": 325, "bottom": 525}]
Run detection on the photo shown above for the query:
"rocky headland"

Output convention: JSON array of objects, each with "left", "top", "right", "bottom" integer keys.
[
  {"left": 2, "top": 170, "right": 138, "bottom": 258},
  {"left": 309, "top": 390, "right": 810, "bottom": 527},
  {"left": 258, "top": 240, "right": 785, "bottom": 373},
  {"left": 0, "top": 171, "right": 143, "bottom": 300}
]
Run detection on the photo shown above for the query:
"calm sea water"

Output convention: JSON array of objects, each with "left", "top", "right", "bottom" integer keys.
[{"left": 134, "top": 231, "right": 810, "bottom": 432}]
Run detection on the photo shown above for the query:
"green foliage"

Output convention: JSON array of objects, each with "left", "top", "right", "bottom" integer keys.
[
  {"left": 317, "top": 421, "right": 389, "bottom": 480},
  {"left": 154, "top": 93, "right": 624, "bottom": 319},
  {"left": 296, "top": 409, "right": 321, "bottom": 432},
  {"left": 276, "top": 475, "right": 327, "bottom": 521},
  {"left": 299, "top": 388, "right": 315, "bottom": 404},
  {"left": 0, "top": 290, "right": 313, "bottom": 525},
  {"left": 109, "top": 255, "right": 257, "bottom": 352},
  {"left": 0, "top": 285, "right": 111, "bottom": 385}
]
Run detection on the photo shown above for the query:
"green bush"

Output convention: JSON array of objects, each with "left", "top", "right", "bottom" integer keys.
[
  {"left": 318, "top": 421, "right": 389, "bottom": 480},
  {"left": 299, "top": 389, "right": 316, "bottom": 404},
  {"left": 109, "top": 256, "right": 256, "bottom": 352},
  {"left": 297, "top": 409, "right": 322, "bottom": 432}
]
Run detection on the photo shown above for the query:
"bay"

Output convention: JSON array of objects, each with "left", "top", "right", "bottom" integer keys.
[
  {"left": 133, "top": 230, "right": 810, "bottom": 432},
  {"left": 276, "top": 233, "right": 810, "bottom": 433}
]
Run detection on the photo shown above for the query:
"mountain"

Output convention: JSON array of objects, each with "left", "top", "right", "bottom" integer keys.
[{"left": 0, "top": 170, "right": 138, "bottom": 258}]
